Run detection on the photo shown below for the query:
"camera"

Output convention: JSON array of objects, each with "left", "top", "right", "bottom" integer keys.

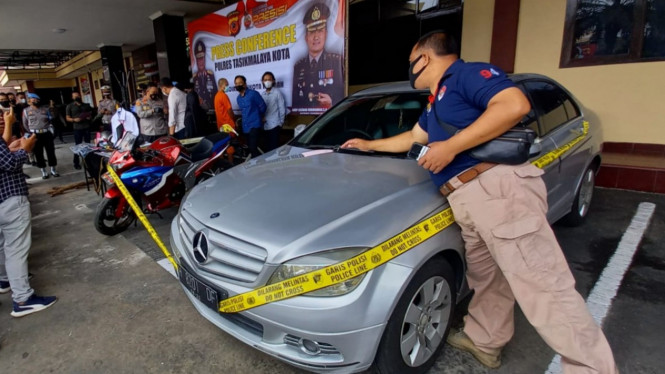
[{"left": 407, "top": 142, "right": 430, "bottom": 160}]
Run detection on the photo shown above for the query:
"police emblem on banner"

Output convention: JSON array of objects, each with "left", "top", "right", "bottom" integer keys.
[{"left": 228, "top": 10, "right": 240, "bottom": 36}]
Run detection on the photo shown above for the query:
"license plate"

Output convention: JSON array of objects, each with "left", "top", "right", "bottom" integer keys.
[{"left": 179, "top": 266, "right": 220, "bottom": 312}]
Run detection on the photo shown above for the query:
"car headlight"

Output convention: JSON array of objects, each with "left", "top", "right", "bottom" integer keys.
[{"left": 267, "top": 247, "right": 368, "bottom": 297}]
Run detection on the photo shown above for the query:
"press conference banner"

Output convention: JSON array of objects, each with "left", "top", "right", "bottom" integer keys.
[{"left": 187, "top": 0, "right": 346, "bottom": 115}]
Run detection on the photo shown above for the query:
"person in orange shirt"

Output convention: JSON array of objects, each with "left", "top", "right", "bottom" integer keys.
[{"left": 214, "top": 78, "right": 235, "bottom": 131}]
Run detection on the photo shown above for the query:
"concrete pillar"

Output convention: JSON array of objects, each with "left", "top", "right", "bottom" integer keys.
[
  {"left": 99, "top": 45, "right": 127, "bottom": 106},
  {"left": 151, "top": 13, "right": 190, "bottom": 86}
]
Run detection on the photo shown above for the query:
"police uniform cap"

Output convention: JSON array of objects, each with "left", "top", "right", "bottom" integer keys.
[
  {"left": 27, "top": 92, "right": 40, "bottom": 100},
  {"left": 195, "top": 40, "right": 206, "bottom": 58},
  {"left": 101, "top": 85, "right": 111, "bottom": 93},
  {"left": 303, "top": 2, "right": 330, "bottom": 31}
]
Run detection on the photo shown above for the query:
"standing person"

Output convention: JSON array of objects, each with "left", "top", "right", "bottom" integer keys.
[
  {"left": 160, "top": 77, "right": 187, "bottom": 139},
  {"left": 342, "top": 31, "right": 617, "bottom": 373},
  {"left": 66, "top": 91, "right": 92, "bottom": 170},
  {"left": 135, "top": 85, "right": 168, "bottom": 143},
  {"left": 192, "top": 40, "right": 218, "bottom": 110},
  {"left": 14, "top": 92, "right": 31, "bottom": 163},
  {"left": 48, "top": 100, "right": 64, "bottom": 143},
  {"left": 234, "top": 75, "right": 266, "bottom": 158},
  {"left": 0, "top": 109, "right": 58, "bottom": 317},
  {"left": 22, "top": 93, "right": 59, "bottom": 179},
  {"left": 98, "top": 85, "right": 117, "bottom": 132},
  {"left": 292, "top": 2, "right": 344, "bottom": 111},
  {"left": 260, "top": 71, "right": 286, "bottom": 152},
  {"left": 0, "top": 92, "right": 10, "bottom": 137},
  {"left": 183, "top": 81, "right": 211, "bottom": 137},
  {"left": 214, "top": 78, "right": 236, "bottom": 131}
]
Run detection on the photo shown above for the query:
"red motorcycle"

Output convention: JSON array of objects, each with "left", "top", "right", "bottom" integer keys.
[{"left": 94, "top": 131, "right": 234, "bottom": 235}]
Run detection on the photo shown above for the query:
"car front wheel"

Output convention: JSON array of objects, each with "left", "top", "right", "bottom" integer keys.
[
  {"left": 561, "top": 165, "right": 595, "bottom": 226},
  {"left": 374, "top": 257, "right": 456, "bottom": 374}
]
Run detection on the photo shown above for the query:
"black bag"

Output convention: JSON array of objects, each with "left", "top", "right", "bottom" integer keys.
[{"left": 433, "top": 110, "right": 535, "bottom": 165}]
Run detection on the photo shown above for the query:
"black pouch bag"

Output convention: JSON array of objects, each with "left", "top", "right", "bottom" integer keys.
[{"left": 433, "top": 110, "right": 535, "bottom": 165}]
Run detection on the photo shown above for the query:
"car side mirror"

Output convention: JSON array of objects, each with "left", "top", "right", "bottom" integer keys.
[
  {"left": 529, "top": 140, "right": 542, "bottom": 158},
  {"left": 294, "top": 124, "right": 306, "bottom": 138}
]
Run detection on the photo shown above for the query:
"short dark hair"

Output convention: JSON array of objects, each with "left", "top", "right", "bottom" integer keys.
[
  {"left": 262, "top": 71, "right": 275, "bottom": 81},
  {"left": 234, "top": 75, "right": 247, "bottom": 84},
  {"left": 160, "top": 77, "right": 173, "bottom": 88},
  {"left": 415, "top": 31, "right": 459, "bottom": 57},
  {"left": 0, "top": 92, "right": 7, "bottom": 97},
  {"left": 16, "top": 92, "right": 25, "bottom": 97}
]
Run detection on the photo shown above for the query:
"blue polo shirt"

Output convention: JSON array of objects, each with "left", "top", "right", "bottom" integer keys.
[
  {"left": 237, "top": 89, "right": 267, "bottom": 134},
  {"left": 418, "top": 59, "right": 515, "bottom": 188}
]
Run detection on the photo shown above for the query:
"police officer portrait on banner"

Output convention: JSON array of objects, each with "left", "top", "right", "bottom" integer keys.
[
  {"left": 292, "top": 2, "right": 344, "bottom": 111},
  {"left": 193, "top": 39, "right": 218, "bottom": 111}
]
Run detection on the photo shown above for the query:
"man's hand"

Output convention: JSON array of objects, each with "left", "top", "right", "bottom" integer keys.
[
  {"left": 341, "top": 138, "right": 371, "bottom": 151},
  {"left": 317, "top": 93, "right": 332, "bottom": 107},
  {"left": 3, "top": 106, "right": 15, "bottom": 127},
  {"left": 417, "top": 140, "right": 457, "bottom": 174},
  {"left": 13, "top": 134, "right": 37, "bottom": 153},
  {"left": 8, "top": 139, "right": 22, "bottom": 152},
  {"left": 74, "top": 118, "right": 81, "bottom": 123}
]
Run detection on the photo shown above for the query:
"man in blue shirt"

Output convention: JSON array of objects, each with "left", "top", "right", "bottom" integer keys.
[
  {"left": 342, "top": 32, "right": 616, "bottom": 373},
  {"left": 234, "top": 75, "right": 266, "bottom": 158},
  {"left": 260, "top": 71, "right": 286, "bottom": 152}
]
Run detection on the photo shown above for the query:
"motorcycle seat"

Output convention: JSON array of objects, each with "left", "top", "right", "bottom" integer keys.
[{"left": 189, "top": 132, "right": 230, "bottom": 162}]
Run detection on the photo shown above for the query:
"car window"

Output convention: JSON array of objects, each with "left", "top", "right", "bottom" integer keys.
[
  {"left": 515, "top": 83, "right": 541, "bottom": 137},
  {"left": 293, "top": 92, "right": 429, "bottom": 148},
  {"left": 523, "top": 80, "right": 578, "bottom": 136}
]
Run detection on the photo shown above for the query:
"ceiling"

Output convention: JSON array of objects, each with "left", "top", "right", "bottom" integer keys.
[{"left": 0, "top": 0, "right": 226, "bottom": 53}]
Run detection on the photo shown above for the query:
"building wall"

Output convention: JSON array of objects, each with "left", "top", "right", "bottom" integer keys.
[{"left": 462, "top": 0, "right": 665, "bottom": 145}]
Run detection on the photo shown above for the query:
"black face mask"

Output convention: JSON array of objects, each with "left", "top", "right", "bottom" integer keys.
[
  {"left": 408, "top": 55, "right": 427, "bottom": 89},
  {"left": 9, "top": 99, "right": 16, "bottom": 105},
  {"left": 0, "top": 100, "right": 9, "bottom": 107},
  {"left": 235, "top": 85, "right": 245, "bottom": 92},
  {"left": 150, "top": 94, "right": 159, "bottom": 100},
  {"left": 74, "top": 97, "right": 82, "bottom": 103}
]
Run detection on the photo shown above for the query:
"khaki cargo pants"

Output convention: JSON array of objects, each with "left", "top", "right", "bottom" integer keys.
[{"left": 446, "top": 163, "right": 616, "bottom": 373}]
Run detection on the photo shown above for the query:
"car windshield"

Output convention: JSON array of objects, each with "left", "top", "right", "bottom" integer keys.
[{"left": 291, "top": 91, "right": 429, "bottom": 152}]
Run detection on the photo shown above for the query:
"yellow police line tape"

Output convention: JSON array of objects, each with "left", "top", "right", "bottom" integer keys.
[
  {"left": 107, "top": 120, "right": 589, "bottom": 313},
  {"left": 105, "top": 164, "right": 179, "bottom": 272}
]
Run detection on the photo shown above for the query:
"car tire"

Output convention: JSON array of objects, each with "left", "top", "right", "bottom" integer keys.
[
  {"left": 561, "top": 166, "right": 595, "bottom": 227},
  {"left": 374, "top": 257, "right": 456, "bottom": 374}
]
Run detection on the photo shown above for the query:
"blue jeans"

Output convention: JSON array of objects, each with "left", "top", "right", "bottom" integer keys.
[
  {"left": 246, "top": 127, "right": 261, "bottom": 158},
  {"left": 0, "top": 196, "right": 34, "bottom": 303}
]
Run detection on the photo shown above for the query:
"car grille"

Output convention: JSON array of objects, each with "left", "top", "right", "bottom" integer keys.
[{"left": 179, "top": 209, "right": 267, "bottom": 283}]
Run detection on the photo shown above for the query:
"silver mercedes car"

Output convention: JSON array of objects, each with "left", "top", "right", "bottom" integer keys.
[{"left": 169, "top": 75, "right": 601, "bottom": 373}]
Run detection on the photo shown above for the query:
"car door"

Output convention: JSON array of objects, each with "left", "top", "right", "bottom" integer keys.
[
  {"left": 521, "top": 79, "right": 587, "bottom": 221},
  {"left": 515, "top": 81, "right": 562, "bottom": 223}
]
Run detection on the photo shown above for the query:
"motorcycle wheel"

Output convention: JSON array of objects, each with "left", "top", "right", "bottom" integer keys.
[{"left": 94, "top": 196, "right": 136, "bottom": 236}]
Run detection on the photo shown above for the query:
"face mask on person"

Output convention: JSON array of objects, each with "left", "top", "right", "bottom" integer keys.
[
  {"left": 9, "top": 99, "right": 16, "bottom": 105},
  {"left": 31, "top": 100, "right": 40, "bottom": 106},
  {"left": 408, "top": 55, "right": 427, "bottom": 89},
  {"left": 74, "top": 97, "right": 82, "bottom": 103},
  {"left": 235, "top": 85, "right": 245, "bottom": 92},
  {"left": 19, "top": 98, "right": 26, "bottom": 104},
  {"left": 150, "top": 94, "right": 159, "bottom": 100},
  {"left": 223, "top": 86, "right": 230, "bottom": 93},
  {"left": 0, "top": 100, "right": 9, "bottom": 107},
  {"left": 161, "top": 89, "right": 168, "bottom": 97},
  {"left": 263, "top": 81, "right": 273, "bottom": 89}
]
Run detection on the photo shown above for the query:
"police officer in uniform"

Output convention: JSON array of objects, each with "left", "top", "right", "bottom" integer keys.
[
  {"left": 22, "top": 93, "right": 59, "bottom": 179},
  {"left": 193, "top": 40, "right": 218, "bottom": 111},
  {"left": 136, "top": 85, "right": 168, "bottom": 143},
  {"left": 292, "top": 2, "right": 344, "bottom": 111},
  {"left": 98, "top": 85, "right": 117, "bottom": 132}
]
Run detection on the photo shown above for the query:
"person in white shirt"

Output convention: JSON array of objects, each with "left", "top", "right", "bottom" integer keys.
[
  {"left": 160, "top": 77, "right": 187, "bottom": 139},
  {"left": 260, "top": 71, "right": 286, "bottom": 152}
]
